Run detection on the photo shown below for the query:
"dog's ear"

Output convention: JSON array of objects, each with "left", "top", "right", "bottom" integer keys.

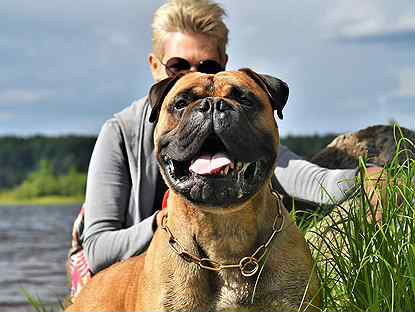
[
  {"left": 148, "top": 75, "right": 182, "bottom": 123},
  {"left": 239, "top": 68, "right": 289, "bottom": 119}
]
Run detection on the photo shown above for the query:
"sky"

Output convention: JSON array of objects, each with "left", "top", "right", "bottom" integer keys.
[{"left": 0, "top": 0, "right": 413, "bottom": 136}]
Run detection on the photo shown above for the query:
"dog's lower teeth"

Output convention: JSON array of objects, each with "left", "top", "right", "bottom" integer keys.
[
  {"left": 224, "top": 166, "right": 229, "bottom": 175},
  {"left": 240, "top": 162, "right": 250, "bottom": 173},
  {"left": 236, "top": 161, "right": 243, "bottom": 171}
]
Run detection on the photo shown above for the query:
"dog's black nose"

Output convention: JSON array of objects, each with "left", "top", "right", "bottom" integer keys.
[
  {"left": 199, "top": 98, "right": 233, "bottom": 114},
  {"left": 215, "top": 99, "right": 232, "bottom": 112},
  {"left": 199, "top": 98, "right": 212, "bottom": 112}
]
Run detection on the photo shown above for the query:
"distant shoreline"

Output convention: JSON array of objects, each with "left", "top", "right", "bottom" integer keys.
[{"left": 0, "top": 192, "right": 83, "bottom": 206}]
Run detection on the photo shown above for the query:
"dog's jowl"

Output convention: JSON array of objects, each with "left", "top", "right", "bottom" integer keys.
[{"left": 66, "top": 69, "right": 321, "bottom": 312}]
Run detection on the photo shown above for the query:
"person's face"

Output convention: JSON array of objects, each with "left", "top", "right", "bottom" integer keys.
[{"left": 149, "top": 32, "right": 228, "bottom": 81}]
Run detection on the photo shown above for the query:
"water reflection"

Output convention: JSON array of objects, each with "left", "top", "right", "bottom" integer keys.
[{"left": 0, "top": 205, "right": 78, "bottom": 312}]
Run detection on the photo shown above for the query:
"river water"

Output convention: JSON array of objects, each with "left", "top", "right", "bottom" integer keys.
[{"left": 0, "top": 204, "right": 79, "bottom": 312}]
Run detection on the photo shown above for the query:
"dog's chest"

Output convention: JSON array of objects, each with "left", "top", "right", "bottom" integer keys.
[
  {"left": 213, "top": 274, "right": 254, "bottom": 310},
  {"left": 161, "top": 271, "right": 254, "bottom": 312}
]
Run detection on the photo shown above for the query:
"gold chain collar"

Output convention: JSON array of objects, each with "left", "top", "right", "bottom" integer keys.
[{"left": 160, "top": 186, "right": 285, "bottom": 277}]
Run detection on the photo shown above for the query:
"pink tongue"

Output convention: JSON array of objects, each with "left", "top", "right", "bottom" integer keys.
[{"left": 189, "top": 153, "right": 232, "bottom": 175}]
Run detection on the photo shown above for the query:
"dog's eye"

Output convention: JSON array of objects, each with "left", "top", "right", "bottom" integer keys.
[
  {"left": 238, "top": 94, "right": 250, "bottom": 103},
  {"left": 229, "top": 87, "right": 255, "bottom": 107},
  {"left": 174, "top": 99, "right": 188, "bottom": 110}
]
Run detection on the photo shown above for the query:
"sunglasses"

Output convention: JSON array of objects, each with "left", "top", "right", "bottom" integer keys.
[{"left": 159, "top": 57, "right": 224, "bottom": 77}]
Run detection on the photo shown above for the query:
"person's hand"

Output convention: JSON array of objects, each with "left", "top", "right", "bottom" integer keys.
[
  {"left": 363, "top": 166, "right": 405, "bottom": 223},
  {"left": 364, "top": 167, "right": 384, "bottom": 202},
  {"left": 363, "top": 166, "right": 385, "bottom": 223}
]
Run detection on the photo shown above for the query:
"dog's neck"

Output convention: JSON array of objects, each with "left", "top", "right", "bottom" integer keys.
[{"left": 165, "top": 184, "right": 278, "bottom": 264}]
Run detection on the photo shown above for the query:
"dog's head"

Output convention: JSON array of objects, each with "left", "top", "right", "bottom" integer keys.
[{"left": 149, "top": 69, "right": 289, "bottom": 207}]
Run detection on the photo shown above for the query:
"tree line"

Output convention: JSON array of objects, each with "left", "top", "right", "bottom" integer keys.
[
  {"left": 0, "top": 134, "right": 338, "bottom": 196},
  {"left": 0, "top": 136, "right": 95, "bottom": 191}
]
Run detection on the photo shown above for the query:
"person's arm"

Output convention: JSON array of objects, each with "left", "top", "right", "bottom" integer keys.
[
  {"left": 274, "top": 145, "right": 358, "bottom": 205},
  {"left": 82, "top": 119, "right": 157, "bottom": 274}
]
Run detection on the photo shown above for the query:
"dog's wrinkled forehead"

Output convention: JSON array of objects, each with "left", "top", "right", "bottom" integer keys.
[
  {"left": 172, "top": 73, "right": 217, "bottom": 97},
  {"left": 148, "top": 69, "right": 289, "bottom": 123},
  {"left": 174, "top": 72, "right": 269, "bottom": 99}
]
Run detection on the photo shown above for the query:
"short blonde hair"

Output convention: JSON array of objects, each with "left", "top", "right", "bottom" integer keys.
[{"left": 152, "top": 0, "right": 229, "bottom": 61}]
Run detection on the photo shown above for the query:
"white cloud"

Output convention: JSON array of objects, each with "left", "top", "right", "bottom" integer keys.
[
  {"left": 398, "top": 68, "right": 415, "bottom": 98},
  {"left": 0, "top": 112, "right": 15, "bottom": 120},
  {"left": 323, "top": 0, "right": 413, "bottom": 40},
  {"left": 397, "top": 14, "right": 414, "bottom": 30},
  {"left": 107, "top": 32, "right": 131, "bottom": 47},
  {"left": 0, "top": 89, "right": 52, "bottom": 105},
  {"left": 378, "top": 68, "right": 415, "bottom": 105}
]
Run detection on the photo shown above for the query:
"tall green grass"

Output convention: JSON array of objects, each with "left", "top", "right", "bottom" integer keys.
[
  {"left": 304, "top": 136, "right": 415, "bottom": 312},
  {"left": 21, "top": 288, "right": 64, "bottom": 312}
]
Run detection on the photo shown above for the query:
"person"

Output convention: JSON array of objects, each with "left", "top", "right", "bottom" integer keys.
[{"left": 67, "top": 0, "right": 383, "bottom": 298}]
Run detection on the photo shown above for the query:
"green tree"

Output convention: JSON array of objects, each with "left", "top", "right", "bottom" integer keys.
[
  {"left": 58, "top": 167, "right": 87, "bottom": 196},
  {"left": 14, "top": 160, "right": 60, "bottom": 198}
]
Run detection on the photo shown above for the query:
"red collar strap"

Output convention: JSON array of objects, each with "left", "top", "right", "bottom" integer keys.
[{"left": 162, "top": 190, "right": 170, "bottom": 210}]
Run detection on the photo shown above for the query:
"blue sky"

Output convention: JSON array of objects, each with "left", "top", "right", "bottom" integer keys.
[{"left": 0, "top": 0, "right": 413, "bottom": 136}]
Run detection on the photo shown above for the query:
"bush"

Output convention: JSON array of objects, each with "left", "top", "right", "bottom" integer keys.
[
  {"left": 14, "top": 160, "right": 59, "bottom": 198},
  {"left": 14, "top": 160, "right": 86, "bottom": 199},
  {"left": 58, "top": 168, "right": 87, "bottom": 196}
]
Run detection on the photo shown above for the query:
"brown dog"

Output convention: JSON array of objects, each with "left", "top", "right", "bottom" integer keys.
[{"left": 66, "top": 69, "right": 320, "bottom": 312}]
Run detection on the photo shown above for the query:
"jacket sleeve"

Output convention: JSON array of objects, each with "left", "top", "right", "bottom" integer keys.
[
  {"left": 82, "top": 119, "right": 157, "bottom": 274},
  {"left": 274, "top": 144, "right": 358, "bottom": 205}
]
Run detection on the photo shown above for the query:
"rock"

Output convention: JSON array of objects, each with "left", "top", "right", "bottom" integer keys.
[
  {"left": 309, "top": 125, "right": 414, "bottom": 169},
  {"left": 284, "top": 125, "right": 414, "bottom": 214}
]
